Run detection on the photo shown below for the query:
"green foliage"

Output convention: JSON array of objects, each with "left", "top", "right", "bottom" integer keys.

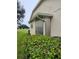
[
  {"left": 17, "top": 1, "right": 25, "bottom": 25},
  {"left": 18, "top": 24, "right": 29, "bottom": 29},
  {"left": 17, "top": 29, "right": 61, "bottom": 59}
]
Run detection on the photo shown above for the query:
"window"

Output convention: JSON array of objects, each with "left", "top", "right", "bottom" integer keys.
[{"left": 35, "top": 20, "right": 43, "bottom": 35}]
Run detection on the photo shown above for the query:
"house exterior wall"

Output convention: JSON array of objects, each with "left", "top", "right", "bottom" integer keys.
[
  {"left": 32, "top": 0, "right": 61, "bottom": 18},
  {"left": 51, "top": 9, "right": 61, "bottom": 37},
  {"left": 44, "top": 17, "right": 51, "bottom": 36},
  {"left": 30, "top": 21, "right": 36, "bottom": 35},
  {"left": 30, "top": 0, "right": 61, "bottom": 36}
]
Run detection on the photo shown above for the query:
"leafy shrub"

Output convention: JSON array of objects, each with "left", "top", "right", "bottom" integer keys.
[{"left": 17, "top": 30, "right": 61, "bottom": 59}]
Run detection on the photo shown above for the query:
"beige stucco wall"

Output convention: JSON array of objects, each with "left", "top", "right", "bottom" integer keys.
[
  {"left": 30, "top": 21, "right": 36, "bottom": 35},
  {"left": 32, "top": 0, "right": 61, "bottom": 18},
  {"left": 51, "top": 9, "right": 61, "bottom": 37},
  {"left": 44, "top": 17, "right": 51, "bottom": 36},
  {"left": 30, "top": 0, "right": 61, "bottom": 36}
]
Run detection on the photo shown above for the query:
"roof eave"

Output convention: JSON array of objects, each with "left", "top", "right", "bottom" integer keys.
[{"left": 29, "top": 0, "right": 45, "bottom": 23}]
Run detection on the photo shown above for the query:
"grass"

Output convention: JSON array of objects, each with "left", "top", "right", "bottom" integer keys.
[
  {"left": 17, "top": 29, "right": 28, "bottom": 59},
  {"left": 17, "top": 29, "right": 28, "bottom": 33},
  {"left": 17, "top": 29, "right": 61, "bottom": 59},
  {"left": 17, "top": 29, "right": 28, "bottom": 43}
]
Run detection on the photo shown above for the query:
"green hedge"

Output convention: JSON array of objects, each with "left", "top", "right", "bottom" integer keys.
[{"left": 17, "top": 34, "right": 61, "bottom": 59}]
